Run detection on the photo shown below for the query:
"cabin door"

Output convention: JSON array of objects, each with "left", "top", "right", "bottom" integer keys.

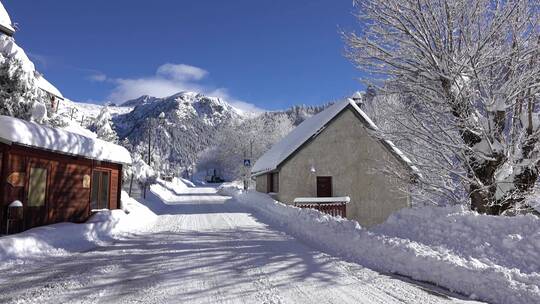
[
  {"left": 24, "top": 159, "right": 50, "bottom": 229},
  {"left": 316, "top": 176, "right": 332, "bottom": 197}
]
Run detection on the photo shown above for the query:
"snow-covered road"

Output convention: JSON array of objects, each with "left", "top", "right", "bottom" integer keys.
[{"left": 0, "top": 186, "right": 481, "bottom": 304}]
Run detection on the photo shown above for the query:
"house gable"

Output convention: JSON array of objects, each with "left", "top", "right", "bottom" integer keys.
[
  {"left": 275, "top": 107, "right": 410, "bottom": 226},
  {"left": 252, "top": 99, "right": 418, "bottom": 179}
]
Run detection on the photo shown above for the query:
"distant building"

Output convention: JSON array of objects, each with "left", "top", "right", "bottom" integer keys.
[
  {"left": 252, "top": 98, "right": 417, "bottom": 227},
  {"left": 0, "top": 115, "right": 132, "bottom": 234}
]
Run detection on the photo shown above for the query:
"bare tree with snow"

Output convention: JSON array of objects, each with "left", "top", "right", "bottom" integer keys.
[
  {"left": 345, "top": 0, "right": 540, "bottom": 214},
  {"left": 198, "top": 114, "right": 293, "bottom": 180}
]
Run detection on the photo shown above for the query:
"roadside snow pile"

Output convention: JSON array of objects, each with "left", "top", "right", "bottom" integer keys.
[
  {"left": 373, "top": 205, "right": 540, "bottom": 274},
  {"left": 151, "top": 177, "right": 194, "bottom": 201},
  {"left": 224, "top": 189, "right": 540, "bottom": 304},
  {"left": 181, "top": 178, "right": 196, "bottom": 187},
  {"left": 217, "top": 181, "right": 243, "bottom": 194},
  {"left": 0, "top": 191, "right": 156, "bottom": 263}
]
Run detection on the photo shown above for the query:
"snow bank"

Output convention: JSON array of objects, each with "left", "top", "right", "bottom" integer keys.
[
  {"left": 224, "top": 189, "right": 540, "bottom": 304},
  {"left": 0, "top": 191, "right": 156, "bottom": 264},
  {"left": 0, "top": 115, "right": 132, "bottom": 164},
  {"left": 373, "top": 205, "right": 540, "bottom": 274},
  {"left": 150, "top": 178, "right": 194, "bottom": 202}
]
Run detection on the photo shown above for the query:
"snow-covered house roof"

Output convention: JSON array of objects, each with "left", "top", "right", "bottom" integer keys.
[
  {"left": 36, "top": 75, "right": 64, "bottom": 99},
  {"left": 252, "top": 98, "right": 419, "bottom": 177},
  {"left": 0, "top": 115, "right": 132, "bottom": 165},
  {"left": 0, "top": 2, "right": 15, "bottom": 36}
]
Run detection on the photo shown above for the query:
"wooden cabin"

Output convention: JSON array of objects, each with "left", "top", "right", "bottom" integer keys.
[
  {"left": 0, "top": 115, "right": 132, "bottom": 234},
  {"left": 252, "top": 98, "right": 419, "bottom": 227}
]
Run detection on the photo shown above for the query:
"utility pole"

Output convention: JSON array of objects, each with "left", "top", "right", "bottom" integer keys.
[{"left": 147, "top": 119, "right": 152, "bottom": 166}]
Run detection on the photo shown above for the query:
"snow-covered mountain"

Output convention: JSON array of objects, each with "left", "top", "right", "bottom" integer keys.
[{"left": 112, "top": 92, "right": 243, "bottom": 170}]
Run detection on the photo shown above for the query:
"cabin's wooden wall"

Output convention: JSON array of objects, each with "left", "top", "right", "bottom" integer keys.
[
  {"left": 48, "top": 161, "right": 92, "bottom": 224},
  {"left": 0, "top": 143, "right": 124, "bottom": 233}
]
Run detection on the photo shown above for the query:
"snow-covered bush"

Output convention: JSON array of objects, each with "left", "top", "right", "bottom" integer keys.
[{"left": 198, "top": 113, "right": 293, "bottom": 180}]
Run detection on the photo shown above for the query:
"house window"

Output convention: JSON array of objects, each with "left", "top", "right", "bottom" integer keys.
[
  {"left": 268, "top": 172, "right": 279, "bottom": 193},
  {"left": 316, "top": 176, "right": 332, "bottom": 197},
  {"left": 28, "top": 167, "right": 48, "bottom": 207},
  {"left": 91, "top": 170, "right": 110, "bottom": 210}
]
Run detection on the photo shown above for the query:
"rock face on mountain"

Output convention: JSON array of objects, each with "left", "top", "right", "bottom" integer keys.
[{"left": 113, "top": 92, "right": 242, "bottom": 169}]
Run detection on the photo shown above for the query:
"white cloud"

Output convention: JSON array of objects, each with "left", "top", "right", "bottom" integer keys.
[
  {"left": 156, "top": 63, "right": 208, "bottom": 81},
  {"left": 88, "top": 73, "right": 107, "bottom": 82},
  {"left": 101, "top": 63, "right": 264, "bottom": 113}
]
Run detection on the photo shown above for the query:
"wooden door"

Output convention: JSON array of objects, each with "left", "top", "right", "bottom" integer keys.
[
  {"left": 24, "top": 159, "right": 50, "bottom": 229},
  {"left": 316, "top": 176, "right": 332, "bottom": 197},
  {"left": 90, "top": 170, "right": 111, "bottom": 210}
]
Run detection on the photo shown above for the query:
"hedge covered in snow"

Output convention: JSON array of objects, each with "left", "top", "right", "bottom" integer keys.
[{"left": 222, "top": 187, "right": 540, "bottom": 304}]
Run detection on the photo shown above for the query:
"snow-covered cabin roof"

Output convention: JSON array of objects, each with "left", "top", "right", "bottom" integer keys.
[
  {"left": 0, "top": 2, "right": 15, "bottom": 36},
  {"left": 0, "top": 115, "right": 132, "bottom": 165},
  {"left": 252, "top": 98, "right": 419, "bottom": 177},
  {"left": 36, "top": 75, "right": 64, "bottom": 99}
]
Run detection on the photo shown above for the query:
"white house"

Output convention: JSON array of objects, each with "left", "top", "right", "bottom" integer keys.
[{"left": 252, "top": 98, "right": 418, "bottom": 227}]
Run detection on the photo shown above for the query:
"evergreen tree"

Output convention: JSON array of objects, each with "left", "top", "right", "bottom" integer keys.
[
  {"left": 0, "top": 37, "right": 43, "bottom": 120},
  {"left": 93, "top": 106, "right": 119, "bottom": 143}
]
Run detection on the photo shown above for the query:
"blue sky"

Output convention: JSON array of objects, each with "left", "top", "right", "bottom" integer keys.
[{"left": 4, "top": 0, "right": 362, "bottom": 111}]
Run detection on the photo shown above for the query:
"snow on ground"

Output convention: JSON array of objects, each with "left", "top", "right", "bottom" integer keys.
[
  {"left": 0, "top": 182, "right": 479, "bottom": 303},
  {"left": 0, "top": 191, "right": 156, "bottom": 265},
  {"left": 222, "top": 188, "right": 540, "bottom": 304},
  {"left": 372, "top": 205, "right": 540, "bottom": 274}
]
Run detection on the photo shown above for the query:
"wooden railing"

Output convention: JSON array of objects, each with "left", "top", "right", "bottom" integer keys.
[{"left": 293, "top": 197, "right": 350, "bottom": 218}]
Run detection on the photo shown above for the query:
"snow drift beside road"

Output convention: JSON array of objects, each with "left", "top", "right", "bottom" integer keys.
[
  {"left": 150, "top": 178, "right": 195, "bottom": 202},
  {"left": 0, "top": 191, "right": 156, "bottom": 263},
  {"left": 222, "top": 187, "right": 540, "bottom": 304},
  {"left": 372, "top": 205, "right": 540, "bottom": 274}
]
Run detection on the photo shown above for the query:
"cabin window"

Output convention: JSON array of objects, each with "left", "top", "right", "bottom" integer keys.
[
  {"left": 91, "top": 170, "right": 110, "bottom": 210},
  {"left": 268, "top": 172, "right": 279, "bottom": 193},
  {"left": 28, "top": 167, "right": 48, "bottom": 207}
]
